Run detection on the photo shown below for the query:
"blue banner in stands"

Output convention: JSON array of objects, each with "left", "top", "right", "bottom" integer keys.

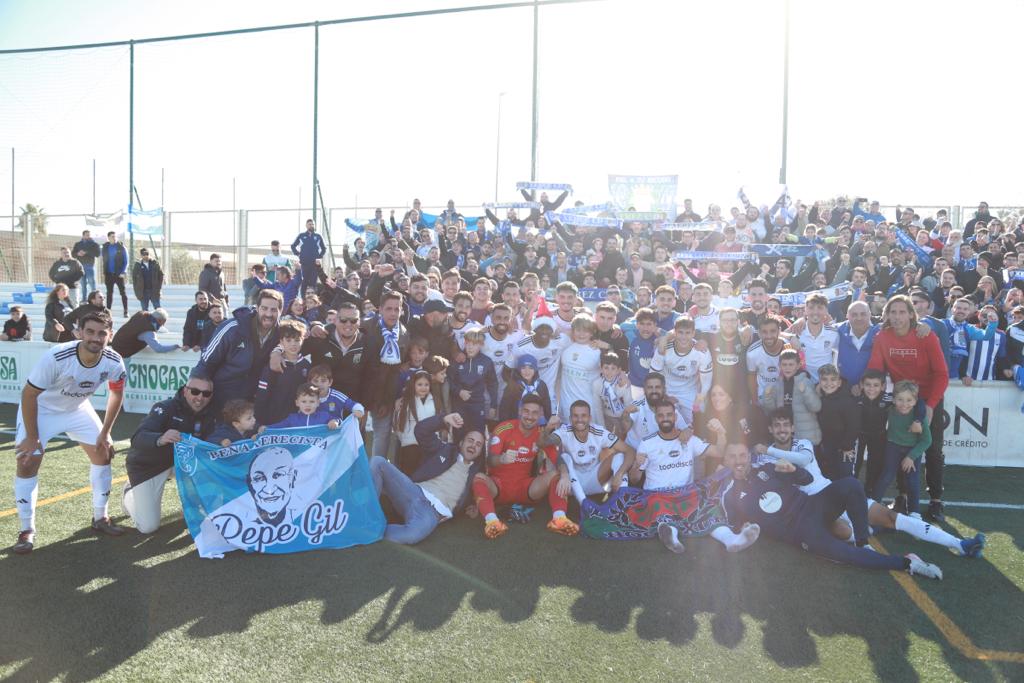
[
  {"left": 894, "top": 227, "right": 933, "bottom": 270},
  {"left": 746, "top": 243, "right": 817, "bottom": 258}
]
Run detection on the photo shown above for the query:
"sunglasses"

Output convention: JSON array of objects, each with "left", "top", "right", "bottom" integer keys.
[
  {"left": 337, "top": 317, "right": 359, "bottom": 324},
  {"left": 186, "top": 387, "right": 213, "bottom": 398}
]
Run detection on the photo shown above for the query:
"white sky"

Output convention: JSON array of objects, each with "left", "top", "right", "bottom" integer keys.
[{"left": 1, "top": 0, "right": 1022, "bottom": 244}]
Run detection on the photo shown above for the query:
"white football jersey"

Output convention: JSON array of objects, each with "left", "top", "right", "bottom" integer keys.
[
  {"left": 512, "top": 332, "right": 569, "bottom": 391},
  {"left": 625, "top": 397, "right": 690, "bottom": 448},
  {"left": 556, "top": 423, "right": 619, "bottom": 472},
  {"left": 650, "top": 344, "right": 712, "bottom": 405},
  {"left": 637, "top": 432, "right": 708, "bottom": 490},
  {"left": 27, "top": 341, "right": 126, "bottom": 413},
  {"left": 798, "top": 324, "right": 839, "bottom": 382},
  {"left": 559, "top": 342, "right": 602, "bottom": 420},
  {"left": 746, "top": 340, "right": 785, "bottom": 399},
  {"left": 755, "top": 438, "right": 829, "bottom": 495},
  {"left": 692, "top": 305, "right": 720, "bottom": 336},
  {"left": 482, "top": 329, "right": 525, "bottom": 398}
]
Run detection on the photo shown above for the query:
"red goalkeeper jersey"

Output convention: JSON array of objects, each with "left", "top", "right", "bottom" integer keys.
[{"left": 488, "top": 419, "right": 555, "bottom": 479}]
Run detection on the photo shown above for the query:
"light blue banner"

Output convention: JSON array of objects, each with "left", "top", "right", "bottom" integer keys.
[
  {"left": 174, "top": 420, "right": 385, "bottom": 558},
  {"left": 746, "top": 243, "right": 817, "bottom": 258},
  {"left": 127, "top": 206, "right": 164, "bottom": 236},
  {"left": 547, "top": 211, "right": 622, "bottom": 229},
  {"left": 608, "top": 174, "right": 677, "bottom": 219}
]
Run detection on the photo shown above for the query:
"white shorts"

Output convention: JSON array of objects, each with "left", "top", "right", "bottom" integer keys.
[
  {"left": 16, "top": 402, "right": 103, "bottom": 453},
  {"left": 574, "top": 463, "right": 607, "bottom": 496}
]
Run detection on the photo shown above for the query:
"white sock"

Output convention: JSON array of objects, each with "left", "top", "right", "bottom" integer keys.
[
  {"left": 90, "top": 464, "right": 112, "bottom": 521},
  {"left": 563, "top": 460, "right": 587, "bottom": 502},
  {"left": 711, "top": 525, "right": 760, "bottom": 552},
  {"left": 610, "top": 452, "right": 628, "bottom": 489},
  {"left": 895, "top": 513, "right": 962, "bottom": 550},
  {"left": 552, "top": 510, "right": 566, "bottom": 519},
  {"left": 484, "top": 513, "right": 498, "bottom": 523},
  {"left": 14, "top": 476, "right": 38, "bottom": 531}
]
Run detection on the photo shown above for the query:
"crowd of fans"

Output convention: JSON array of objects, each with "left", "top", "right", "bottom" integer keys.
[{"left": 10, "top": 190, "right": 1022, "bottom": 569}]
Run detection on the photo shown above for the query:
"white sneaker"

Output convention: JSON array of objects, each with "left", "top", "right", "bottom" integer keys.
[
  {"left": 657, "top": 522, "right": 685, "bottom": 554},
  {"left": 727, "top": 523, "right": 760, "bottom": 552},
  {"left": 906, "top": 553, "right": 943, "bottom": 580}
]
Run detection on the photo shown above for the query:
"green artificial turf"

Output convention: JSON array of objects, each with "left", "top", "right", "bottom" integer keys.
[{"left": 0, "top": 406, "right": 1021, "bottom": 682}]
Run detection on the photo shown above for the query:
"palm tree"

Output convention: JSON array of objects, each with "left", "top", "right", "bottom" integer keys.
[{"left": 18, "top": 203, "right": 48, "bottom": 235}]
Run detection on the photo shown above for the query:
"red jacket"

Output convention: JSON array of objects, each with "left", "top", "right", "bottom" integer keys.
[{"left": 867, "top": 327, "right": 949, "bottom": 409}]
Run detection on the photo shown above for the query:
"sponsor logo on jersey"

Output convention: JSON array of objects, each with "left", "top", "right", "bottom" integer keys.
[
  {"left": 759, "top": 491, "right": 782, "bottom": 513},
  {"left": 78, "top": 380, "right": 95, "bottom": 388}
]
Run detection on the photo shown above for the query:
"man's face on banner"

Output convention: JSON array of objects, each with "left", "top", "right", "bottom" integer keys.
[{"left": 247, "top": 448, "right": 296, "bottom": 523}]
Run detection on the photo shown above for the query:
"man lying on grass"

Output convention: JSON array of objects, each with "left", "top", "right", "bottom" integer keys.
[{"left": 721, "top": 441, "right": 944, "bottom": 579}]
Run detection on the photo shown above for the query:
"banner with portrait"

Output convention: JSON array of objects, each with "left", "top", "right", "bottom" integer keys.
[
  {"left": 608, "top": 174, "right": 678, "bottom": 218},
  {"left": 173, "top": 419, "right": 385, "bottom": 559}
]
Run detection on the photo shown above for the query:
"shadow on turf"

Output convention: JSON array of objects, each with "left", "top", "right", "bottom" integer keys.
[{"left": 1, "top": 514, "right": 1021, "bottom": 681}]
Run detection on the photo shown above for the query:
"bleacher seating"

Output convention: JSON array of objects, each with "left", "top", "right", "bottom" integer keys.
[{"left": 0, "top": 283, "right": 243, "bottom": 341}]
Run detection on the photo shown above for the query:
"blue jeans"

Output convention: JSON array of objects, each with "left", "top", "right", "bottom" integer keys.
[
  {"left": 371, "top": 410, "right": 393, "bottom": 459},
  {"left": 81, "top": 264, "right": 96, "bottom": 294},
  {"left": 370, "top": 456, "right": 439, "bottom": 544},
  {"left": 140, "top": 291, "right": 160, "bottom": 311},
  {"left": 870, "top": 442, "right": 921, "bottom": 512}
]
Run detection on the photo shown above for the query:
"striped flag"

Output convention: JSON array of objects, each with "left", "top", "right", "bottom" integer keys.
[{"left": 128, "top": 206, "right": 164, "bottom": 236}]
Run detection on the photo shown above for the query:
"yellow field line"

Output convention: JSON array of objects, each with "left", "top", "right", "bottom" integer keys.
[
  {"left": 0, "top": 475, "right": 129, "bottom": 518},
  {"left": 870, "top": 538, "right": 1024, "bottom": 663}
]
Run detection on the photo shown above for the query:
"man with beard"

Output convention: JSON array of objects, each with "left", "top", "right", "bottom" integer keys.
[
  {"left": 512, "top": 316, "right": 570, "bottom": 410},
  {"left": 360, "top": 291, "right": 410, "bottom": 459},
  {"left": 13, "top": 312, "right": 127, "bottom": 554},
  {"left": 369, "top": 413, "right": 485, "bottom": 544},
  {"left": 552, "top": 400, "right": 634, "bottom": 501},
  {"left": 630, "top": 400, "right": 711, "bottom": 493},
  {"left": 481, "top": 304, "right": 525, "bottom": 401},
  {"left": 707, "top": 307, "right": 749, "bottom": 403},
  {"left": 621, "top": 372, "right": 692, "bottom": 449},
  {"left": 745, "top": 315, "right": 790, "bottom": 403},
  {"left": 741, "top": 278, "right": 790, "bottom": 332},
  {"left": 963, "top": 201, "right": 992, "bottom": 240},
  {"left": 473, "top": 395, "right": 577, "bottom": 539},
  {"left": 123, "top": 376, "right": 218, "bottom": 533},
  {"left": 192, "top": 289, "right": 284, "bottom": 411},
  {"left": 721, "top": 443, "right": 944, "bottom": 579},
  {"left": 448, "top": 292, "right": 481, "bottom": 361},
  {"left": 408, "top": 299, "right": 454, "bottom": 359},
  {"left": 943, "top": 297, "right": 998, "bottom": 380}
]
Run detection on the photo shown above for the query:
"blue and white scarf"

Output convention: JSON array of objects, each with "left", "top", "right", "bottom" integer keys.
[
  {"left": 601, "top": 378, "right": 626, "bottom": 417},
  {"left": 517, "top": 181, "right": 573, "bottom": 193},
  {"left": 672, "top": 250, "right": 754, "bottom": 262},
  {"left": 379, "top": 318, "right": 401, "bottom": 365},
  {"left": 483, "top": 201, "right": 541, "bottom": 210}
]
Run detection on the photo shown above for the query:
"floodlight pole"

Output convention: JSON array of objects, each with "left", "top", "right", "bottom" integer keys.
[
  {"left": 530, "top": 0, "right": 539, "bottom": 181},
  {"left": 129, "top": 39, "right": 135, "bottom": 265},
  {"left": 779, "top": 0, "right": 790, "bottom": 185},
  {"left": 311, "top": 22, "right": 320, "bottom": 228}
]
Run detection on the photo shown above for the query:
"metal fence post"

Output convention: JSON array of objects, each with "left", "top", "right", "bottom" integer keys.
[
  {"left": 162, "top": 211, "right": 171, "bottom": 284},
  {"left": 952, "top": 205, "right": 962, "bottom": 230},
  {"left": 238, "top": 209, "right": 249, "bottom": 286},
  {"left": 25, "top": 214, "right": 33, "bottom": 283}
]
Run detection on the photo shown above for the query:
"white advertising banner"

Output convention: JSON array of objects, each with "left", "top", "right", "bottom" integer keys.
[
  {"left": 939, "top": 383, "right": 1024, "bottom": 468},
  {"left": 0, "top": 343, "right": 199, "bottom": 415}
]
